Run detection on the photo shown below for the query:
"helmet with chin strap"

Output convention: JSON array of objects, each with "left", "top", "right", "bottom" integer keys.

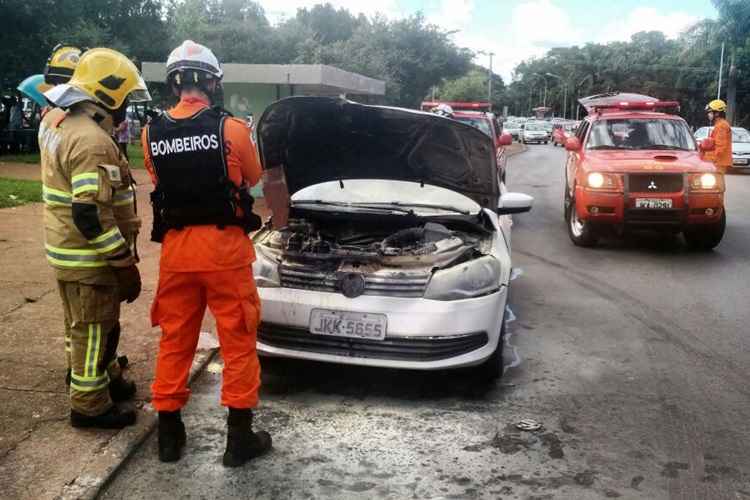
[{"left": 166, "top": 40, "right": 223, "bottom": 99}]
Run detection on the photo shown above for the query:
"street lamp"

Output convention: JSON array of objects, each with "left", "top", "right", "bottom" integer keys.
[
  {"left": 546, "top": 72, "right": 567, "bottom": 120},
  {"left": 477, "top": 50, "right": 495, "bottom": 112}
]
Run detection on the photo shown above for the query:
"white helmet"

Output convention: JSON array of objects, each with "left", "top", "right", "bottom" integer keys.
[{"left": 166, "top": 40, "right": 223, "bottom": 86}]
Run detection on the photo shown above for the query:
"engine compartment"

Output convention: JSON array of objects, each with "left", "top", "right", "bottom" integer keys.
[{"left": 260, "top": 215, "right": 489, "bottom": 268}]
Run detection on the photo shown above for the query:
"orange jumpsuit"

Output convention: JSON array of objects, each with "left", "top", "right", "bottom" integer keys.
[
  {"left": 142, "top": 96, "right": 263, "bottom": 412},
  {"left": 704, "top": 118, "right": 733, "bottom": 173}
]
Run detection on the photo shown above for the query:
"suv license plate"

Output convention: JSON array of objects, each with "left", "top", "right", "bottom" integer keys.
[
  {"left": 734, "top": 158, "right": 749, "bottom": 165},
  {"left": 635, "top": 198, "right": 673, "bottom": 209},
  {"left": 309, "top": 310, "right": 387, "bottom": 341}
]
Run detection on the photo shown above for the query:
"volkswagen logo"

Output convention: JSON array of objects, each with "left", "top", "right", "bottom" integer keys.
[
  {"left": 648, "top": 180, "right": 658, "bottom": 190},
  {"left": 339, "top": 273, "right": 366, "bottom": 298}
]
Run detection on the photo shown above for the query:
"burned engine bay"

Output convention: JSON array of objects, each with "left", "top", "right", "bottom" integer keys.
[{"left": 257, "top": 212, "right": 495, "bottom": 297}]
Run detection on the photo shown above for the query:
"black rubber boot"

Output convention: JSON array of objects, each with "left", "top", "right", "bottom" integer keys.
[
  {"left": 109, "top": 377, "right": 137, "bottom": 402},
  {"left": 70, "top": 405, "right": 136, "bottom": 429},
  {"left": 158, "top": 411, "right": 186, "bottom": 463},
  {"left": 223, "top": 408, "right": 272, "bottom": 467}
]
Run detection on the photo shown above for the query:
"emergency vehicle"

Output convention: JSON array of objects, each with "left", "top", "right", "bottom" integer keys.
[
  {"left": 563, "top": 93, "right": 725, "bottom": 250},
  {"left": 420, "top": 101, "right": 512, "bottom": 182}
]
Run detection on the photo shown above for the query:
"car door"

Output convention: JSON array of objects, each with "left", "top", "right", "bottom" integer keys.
[{"left": 566, "top": 120, "right": 589, "bottom": 196}]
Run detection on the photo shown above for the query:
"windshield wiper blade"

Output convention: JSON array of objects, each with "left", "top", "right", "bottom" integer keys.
[
  {"left": 354, "top": 201, "right": 471, "bottom": 215},
  {"left": 293, "top": 200, "right": 415, "bottom": 215},
  {"left": 588, "top": 145, "right": 629, "bottom": 150},
  {"left": 648, "top": 144, "right": 689, "bottom": 150}
]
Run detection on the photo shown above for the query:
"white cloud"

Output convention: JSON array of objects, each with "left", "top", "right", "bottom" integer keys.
[
  {"left": 427, "top": 0, "right": 475, "bottom": 32},
  {"left": 258, "top": 0, "right": 402, "bottom": 24},
  {"left": 457, "top": 0, "right": 582, "bottom": 82},
  {"left": 597, "top": 7, "right": 699, "bottom": 43}
]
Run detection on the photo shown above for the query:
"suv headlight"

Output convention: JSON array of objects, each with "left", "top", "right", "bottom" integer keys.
[
  {"left": 690, "top": 172, "right": 722, "bottom": 192},
  {"left": 424, "top": 256, "right": 502, "bottom": 301},
  {"left": 586, "top": 172, "right": 620, "bottom": 191},
  {"left": 252, "top": 246, "right": 280, "bottom": 288}
]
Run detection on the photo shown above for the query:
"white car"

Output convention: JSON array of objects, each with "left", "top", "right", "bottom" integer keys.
[
  {"left": 252, "top": 97, "right": 533, "bottom": 379},
  {"left": 695, "top": 126, "right": 750, "bottom": 171},
  {"left": 522, "top": 122, "right": 549, "bottom": 144}
]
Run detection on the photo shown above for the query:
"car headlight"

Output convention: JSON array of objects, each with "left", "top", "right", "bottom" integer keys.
[
  {"left": 587, "top": 172, "right": 604, "bottom": 188},
  {"left": 586, "top": 172, "right": 619, "bottom": 191},
  {"left": 424, "top": 255, "right": 502, "bottom": 301},
  {"left": 690, "top": 172, "right": 722, "bottom": 191},
  {"left": 252, "top": 246, "right": 280, "bottom": 288}
]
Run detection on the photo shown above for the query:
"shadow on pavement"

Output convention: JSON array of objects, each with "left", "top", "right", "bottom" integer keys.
[{"left": 259, "top": 356, "right": 507, "bottom": 403}]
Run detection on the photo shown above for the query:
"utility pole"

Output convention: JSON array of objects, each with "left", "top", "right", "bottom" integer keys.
[
  {"left": 717, "top": 42, "right": 725, "bottom": 99},
  {"left": 546, "top": 72, "right": 566, "bottom": 119},
  {"left": 478, "top": 50, "right": 495, "bottom": 112}
]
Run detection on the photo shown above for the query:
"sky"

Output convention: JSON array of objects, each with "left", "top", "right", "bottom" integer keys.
[{"left": 257, "top": 0, "right": 718, "bottom": 82}]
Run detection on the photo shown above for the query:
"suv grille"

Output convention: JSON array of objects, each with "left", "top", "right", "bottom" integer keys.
[
  {"left": 258, "top": 323, "right": 489, "bottom": 361},
  {"left": 628, "top": 173, "right": 683, "bottom": 193},
  {"left": 279, "top": 264, "right": 430, "bottom": 298}
]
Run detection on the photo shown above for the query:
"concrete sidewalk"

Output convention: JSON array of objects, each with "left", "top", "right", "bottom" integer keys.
[{"left": 0, "top": 165, "right": 269, "bottom": 500}]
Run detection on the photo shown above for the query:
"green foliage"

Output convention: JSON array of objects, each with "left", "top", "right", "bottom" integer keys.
[
  {"left": 0, "top": 178, "right": 42, "bottom": 208},
  {"left": 437, "top": 67, "right": 505, "bottom": 108}
]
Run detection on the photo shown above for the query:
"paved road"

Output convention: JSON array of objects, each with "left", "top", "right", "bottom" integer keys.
[{"left": 101, "top": 144, "right": 750, "bottom": 499}]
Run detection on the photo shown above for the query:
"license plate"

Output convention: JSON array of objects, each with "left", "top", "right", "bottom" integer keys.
[
  {"left": 734, "top": 158, "right": 749, "bottom": 165},
  {"left": 309, "top": 309, "right": 387, "bottom": 340},
  {"left": 635, "top": 198, "right": 673, "bottom": 209}
]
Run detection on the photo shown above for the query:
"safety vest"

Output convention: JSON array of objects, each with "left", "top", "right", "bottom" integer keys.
[{"left": 146, "top": 107, "right": 259, "bottom": 242}]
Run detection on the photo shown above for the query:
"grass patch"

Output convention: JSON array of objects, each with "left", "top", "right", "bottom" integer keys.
[
  {"left": 127, "top": 144, "right": 145, "bottom": 169},
  {"left": 0, "top": 152, "right": 40, "bottom": 164},
  {"left": 0, "top": 177, "right": 42, "bottom": 208}
]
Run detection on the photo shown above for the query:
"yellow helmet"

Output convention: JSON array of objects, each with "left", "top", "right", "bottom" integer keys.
[
  {"left": 44, "top": 44, "right": 83, "bottom": 85},
  {"left": 66, "top": 48, "right": 151, "bottom": 110},
  {"left": 705, "top": 99, "right": 727, "bottom": 113}
]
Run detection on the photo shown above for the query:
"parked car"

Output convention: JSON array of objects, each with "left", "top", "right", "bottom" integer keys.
[
  {"left": 694, "top": 126, "right": 750, "bottom": 173},
  {"left": 521, "top": 121, "right": 549, "bottom": 144},
  {"left": 504, "top": 121, "right": 522, "bottom": 141},
  {"left": 253, "top": 97, "right": 533, "bottom": 379},
  {"left": 564, "top": 92, "right": 725, "bottom": 250},
  {"left": 552, "top": 122, "right": 577, "bottom": 147},
  {"left": 451, "top": 110, "right": 513, "bottom": 183}
]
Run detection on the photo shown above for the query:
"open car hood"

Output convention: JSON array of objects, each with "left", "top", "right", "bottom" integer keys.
[{"left": 256, "top": 97, "right": 499, "bottom": 210}]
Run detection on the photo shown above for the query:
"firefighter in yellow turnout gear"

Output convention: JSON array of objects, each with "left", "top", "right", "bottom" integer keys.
[{"left": 41, "top": 48, "right": 151, "bottom": 428}]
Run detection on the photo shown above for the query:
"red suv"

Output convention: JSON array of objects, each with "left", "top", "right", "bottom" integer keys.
[{"left": 563, "top": 93, "right": 726, "bottom": 250}]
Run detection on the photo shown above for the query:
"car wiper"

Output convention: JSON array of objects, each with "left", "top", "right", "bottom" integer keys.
[
  {"left": 647, "top": 144, "right": 690, "bottom": 150},
  {"left": 353, "top": 201, "right": 472, "bottom": 215},
  {"left": 588, "top": 145, "right": 628, "bottom": 150},
  {"left": 292, "top": 200, "right": 415, "bottom": 215}
]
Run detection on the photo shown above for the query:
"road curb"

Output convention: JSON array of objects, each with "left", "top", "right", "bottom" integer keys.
[
  {"left": 506, "top": 142, "right": 528, "bottom": 158},
  {"left": 58, "top": 347, "right": 219, "bottom": 500}
]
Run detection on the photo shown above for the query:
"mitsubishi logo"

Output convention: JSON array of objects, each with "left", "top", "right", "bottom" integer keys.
[{"left": 648, "top": 180, "right": 658, "bottom": 190}]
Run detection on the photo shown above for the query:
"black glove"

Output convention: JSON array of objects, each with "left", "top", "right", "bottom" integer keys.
[{"left": 114, "top": 265, "right": 142, "bottom": 303}]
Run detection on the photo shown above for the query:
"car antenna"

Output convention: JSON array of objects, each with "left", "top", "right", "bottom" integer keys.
[
  {"left": 339, "top": 178, "right": 344, "bottom": 189},
  {"left": 420, "top": 179, "right": 424, "bottom": 188}
]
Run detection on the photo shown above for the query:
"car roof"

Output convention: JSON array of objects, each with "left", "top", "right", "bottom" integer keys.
[{"left": 586, "top": 111, "right": 684, "bottom": 121}]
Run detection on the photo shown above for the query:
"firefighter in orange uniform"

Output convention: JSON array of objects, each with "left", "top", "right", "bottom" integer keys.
[
  {"left": 142, "top": 40, "right": 271, "bottom": 465},
  {"left": 703, "top": 99, "right": 733, "bottom": 173}
]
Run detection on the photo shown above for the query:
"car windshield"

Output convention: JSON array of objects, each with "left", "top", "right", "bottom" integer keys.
[
  {"left": 525, "top": 123, "right": 544, "bottom": 131},
  {"left": 587, "top": 118, "right": 696, "bottom": 150},
  {"left": 732, "top": 128, "right": 750, "bottom": 142},
  {"left": 455, "top": 116, "right": 492, "bottom": 137}
]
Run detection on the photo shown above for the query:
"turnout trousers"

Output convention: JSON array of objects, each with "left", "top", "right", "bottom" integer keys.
[
  {"left": 150, "top": 267, "right": 262, "bottom": 412},
  {"left": 58, "top": 280, "right": 122, "bottom": 416}
]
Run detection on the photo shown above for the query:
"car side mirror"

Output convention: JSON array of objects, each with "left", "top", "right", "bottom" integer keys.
[
  {"left": 565, "top": 137, "right": 582, "bottom": 151},
  {"left": 498, "top": 192, "right": 533, "bottom": 215},
  {"left": 699, "top": 137, "right": 715, "bottom": 151},
  {"left": 497, "top": 133, "right": 512, "bottom": 146}
]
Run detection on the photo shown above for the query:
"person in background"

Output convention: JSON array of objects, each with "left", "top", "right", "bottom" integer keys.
[
  {"left": 115, "top": 116, "right": 130, "bottom": 160},
  {"left": 703, "top": 99, "right": 732, "bottom": 174}
]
